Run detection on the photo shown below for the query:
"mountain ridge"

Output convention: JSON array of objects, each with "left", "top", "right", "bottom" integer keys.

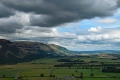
[
  {"left": 71, "top": 50, "right": 120, "bottom": 54},
  {"left": 0, "top": 39, "right": 69, "bottom": 64}
]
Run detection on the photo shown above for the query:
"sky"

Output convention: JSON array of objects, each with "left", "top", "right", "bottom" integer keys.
[{"left": 0, "top": 0, "right": 120, "bottom": 51}]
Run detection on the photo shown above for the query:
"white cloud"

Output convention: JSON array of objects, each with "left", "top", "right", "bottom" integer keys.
[
  {"left": 88, "top": 26, "right": 102, "bottom": 32},
  {"left": 15, "top": 11, "right": 30, "bottom": 25},
  {"left": 97, "top": 18, "right": 117, "bottom": 24},
  {"left": 101, "top": 34, "right": 110, "bottom": 40},
  {"left": 2, "top": 24, "right": 120, "bottom": 51},
  {"left": 8, "top": 27, "right": 77, "bottom": 41},
  {"left": 0, "top": 36, "right": 6, "bottom": 39}
]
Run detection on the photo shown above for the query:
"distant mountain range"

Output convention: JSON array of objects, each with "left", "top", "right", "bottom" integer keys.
[
  {"left": 71, "top": 50, "right": 120, "bottom": 54},
  {"left": 0, "top": 39, "right": 70, "bottom": 64}
]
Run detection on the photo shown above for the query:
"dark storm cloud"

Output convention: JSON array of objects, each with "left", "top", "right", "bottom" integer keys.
[
  {"left": 1, "top": 0, "right": 59, "bottom": 14},
  {"left": 1, "top": 0, "right": 117, "bottom": 27},
  {"left": 0, "top": 3, "right": 14, "bottom": 18},
  {"left": 0, "top": 17, "right": 24, "bottom": 33},
  {"left": 23, "top": 26, "right": 53, "bottom": 33},
  {"left": 30, "top": 13, "right": 79, "bottom": 27},
  {"left": 117, "top": 0, "right": 120, "bottom": 7}
]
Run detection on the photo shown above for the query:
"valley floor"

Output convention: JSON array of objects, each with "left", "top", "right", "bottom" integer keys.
[{"left": 0, "top": 55, "right": 120, "bottom": 80}]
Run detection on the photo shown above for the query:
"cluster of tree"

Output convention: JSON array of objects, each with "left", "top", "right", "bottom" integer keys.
[
  {"left": 90, "top": 73, "right": 94, "bottom": 77},
  {"left": 117, "top": 58, "right": 120, "bottom": 60},
  {"left": 40, "top": 73, "right": 44, "bottom": 77},
  {"left": 72, "top": 59, "right": 84, "bottom": 62},
  {"left": 102, "top": 67, "right": 120, "bottom": 73},
  {"left": 102, "top": 64, "right": 120, "bottom": 67},
  {"left": 57, "top": 59, "right": 84, "bottom": 63},
  {"left": 80, "top": 72, "right": 83, "bottom": 79},
  {"left": 89, "top": 61, "right": 98, "bottom": 63},
  {"left": 40, "top": 73, "right": 55, "bottom": 77},
  {"left": 57, "top": 59, "right": 71, "bottom": 62},
  {"left": 50, "top": 74, "right": 55, "bottom": 77},
  {"left": 64, "top": 62, "right": 85, "bottom": 65},
  {"left": 2, "top": 74, "right": 5, "bottom": 78},
  {"left": 79, "top": 72, "right": 94, "bottom": 79},
  {"left": 54, "top": 64, "right": 73, "bottom": 67}
]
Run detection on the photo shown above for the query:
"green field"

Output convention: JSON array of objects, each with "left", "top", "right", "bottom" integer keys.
[{"left": 0, "top": 56, "right": 120, "bottom": 80}]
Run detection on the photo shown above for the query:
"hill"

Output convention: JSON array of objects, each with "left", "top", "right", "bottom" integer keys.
[
  {"left": 0, "top": 39, "right": 69, "bottom": 64},
  {"left": 0, "top": 39, "right": 25, "bottom": 64},
  {"left": 14, "top": 41, "right": 70, "bottom": 56}
]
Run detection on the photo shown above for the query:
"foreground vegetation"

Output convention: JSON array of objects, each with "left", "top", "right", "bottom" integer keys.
[{"left": 0, "top": 54, "right": 120, "bottom": 80}]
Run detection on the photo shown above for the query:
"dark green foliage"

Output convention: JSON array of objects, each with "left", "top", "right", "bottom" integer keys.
[
  {"left": 40, "top": 73, "right": 44, "bottom": 77},
  {"left": 57, "top": 59, "right": 71, "bottom": 62},
  {"left": 102, "top": 67, "right": 120, "bottom": 73},
  {"left": 53, "top": 75, "right": 55, "bottom": 77},
  {"left": 50, "top": 74, "right": 53, "bottom": 77},
  {"left": 89, "top": 61, "right": 98, "bottom": 63},
  {"left": 50, "top": 74, "right": 55, "bottom": 77},
  {"left": 3, "top": 74, "right": 5, "bottom": 78},
  {"left": 80, "top": 72, "right": 83, "bottom": 79},
  {"left": 90, "top": 73, "right": 94, "bottom": 77},
  {"left": 54, "top": 64, "right": 73, "bottom": 67},
  {"left": 75, "top": 70, "right": 77, "bottom": 72}
]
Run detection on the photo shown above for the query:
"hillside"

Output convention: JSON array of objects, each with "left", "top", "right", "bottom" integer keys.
[
  {"left": 48, "top": 44, "right": 70, "bottom": 55},
  {"left": 14, "top": 41, "right": 70, "bottom": 55},
  {"left": 0, "top": 39, "right": 69, "bottom": 64},
  {"left": 0, "top": 39, "right": 25, "bottom": 64}
]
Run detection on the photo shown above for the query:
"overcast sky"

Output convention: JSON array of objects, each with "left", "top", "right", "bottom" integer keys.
[{"left": 0, "top": 0, "right": 120, "bottom": 51}]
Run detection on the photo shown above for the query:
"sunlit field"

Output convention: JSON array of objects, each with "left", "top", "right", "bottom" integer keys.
[{"left": 0, "top": 56, "right": 120, "bottom": 80}]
